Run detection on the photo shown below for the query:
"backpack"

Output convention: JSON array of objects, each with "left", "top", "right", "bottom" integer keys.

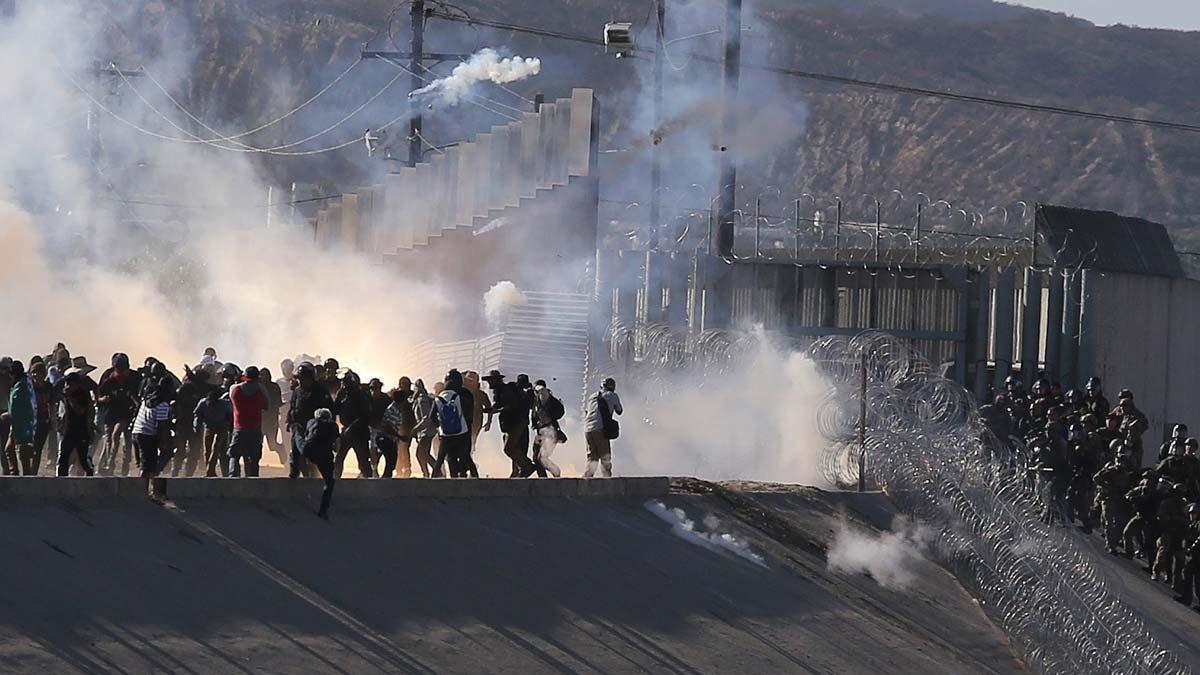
[
  {"left": 435, "top": 390, "right": 467, "bottom": 436},
  {"left": 545, "top": 393, "right": 565, "bottom": 422},
  {"left": 596, "top": 393, "right": 620, "bottom": 440}
]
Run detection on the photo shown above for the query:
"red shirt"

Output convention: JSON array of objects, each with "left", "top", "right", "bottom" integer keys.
[{"left": 230, "top": 382, "right": 268, "bottom": 430}]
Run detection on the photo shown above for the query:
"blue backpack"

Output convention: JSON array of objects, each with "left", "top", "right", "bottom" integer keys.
[{"left": 435, "top": 390, "right": 467, "bottom": 436}]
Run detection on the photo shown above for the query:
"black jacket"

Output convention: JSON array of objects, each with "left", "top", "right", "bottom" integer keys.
[
  {"left": 289, "top": 382, "right": 333, "bottom": 430},
  {"left": 303, "top": 418, "right": 340, "bottom": 462}
]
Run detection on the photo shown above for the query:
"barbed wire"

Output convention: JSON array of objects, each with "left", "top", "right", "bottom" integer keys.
[{"left": 607, "top": 326, "right": 1188, "bottom": 674}]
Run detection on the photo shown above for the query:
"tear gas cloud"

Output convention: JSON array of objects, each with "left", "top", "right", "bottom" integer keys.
[
  {"left": 0, "top": 2, "right": 453, "bottom": 383},
  {"left": 411, "top": 48, "right": 541, "bottom": 108},
  {"left": 2, "top": 1, "right": 834, "bottom": 484},
  {"left": 620, "top": 332, "right": 834, "bottom": 486},
  {"left": 482, "top": 280, "right": 527, "bottom": 330},
  {"left": 826, "top": 516, "right": 935, "bottom": 590},
  {"left": 645, "top": 500, "right": 767, "bottom": 567}
]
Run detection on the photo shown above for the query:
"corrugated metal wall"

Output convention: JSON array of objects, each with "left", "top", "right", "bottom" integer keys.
[{"left": 1076, "top": 271, "right": 1200, "bottom": 456}]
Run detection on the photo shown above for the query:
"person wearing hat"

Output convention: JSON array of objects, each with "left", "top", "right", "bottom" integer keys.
[
  {"left": 57, "top": 370, "right": 96, "bottom": 476},
  {"left": 287, "top": 362, "right": 333, "bottom": 479},
  {"left": 1180, "top": 503, "right": 1200, "bottom": 606},
  {"left": 321, "top": 358, "right": 343, "bottom": 400},
  {"left": 1161, "top": 424, "right": 1190, "bottom": 463},
  {"left": 377, "top": 377, "right": 416, "bottom": 478},
  {"left": 334, "top": 370, "right": 375, "bottom": 479},
  {"left": 1153, "top": 482, "right": 1190, "bottom": 586},
  {"left": 96, "top": 353, "right": 142, "bottom": 476},
  {"left": 1093, "top": 451, "right": 1135, "bottom": 555},
  {"left": 365, "top": 378, "right": 389, "bottom": 475},
  {"left": 482, "top": 370, "right": 535, "bottom": 478},
  {"left": 1083, "top": 376, "right": 1110, "bottom": 418},
  {"left": 1113, "top": 390, "right": 1149, "bottom": 466},
  {"left": 530, "top": 379, "right": 565, "bottom": 478},
  {"left": 1090, "top": 412, "right": 1123, "bottom": 464},
  {"left": 227, "top": 365, "right": 269, "bottom": 478}
]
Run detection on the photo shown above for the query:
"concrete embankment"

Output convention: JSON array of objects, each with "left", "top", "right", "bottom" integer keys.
[{"left": 0, "top": 478, "right": 1029, "bottom": 674}]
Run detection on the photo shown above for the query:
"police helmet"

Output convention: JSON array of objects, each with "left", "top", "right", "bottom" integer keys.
[
  {"left": 1174, "top": 424, "right": 1189, "bottom": 438},
  {"left": 1189, "top": 503, "right": 1200, "bottom": 516},
  {"left": 1086, "top": 376, "right": 1102, "bottom": 391}
]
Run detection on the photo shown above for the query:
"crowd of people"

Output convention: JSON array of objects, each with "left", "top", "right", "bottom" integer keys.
[
  {"left": 0, "top": 343, "right": 625, "bottom": 518},
  {"left": 979, "top": 375, "right": 1200, "bottom": 606}
]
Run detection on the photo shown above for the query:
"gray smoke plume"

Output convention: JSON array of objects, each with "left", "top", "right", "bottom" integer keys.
[
  {"left": 826, "top": 515, "right": 934, "bottom": 590},
  {"left": 410, "top": 48, "right": 541, "bottom": 108}
]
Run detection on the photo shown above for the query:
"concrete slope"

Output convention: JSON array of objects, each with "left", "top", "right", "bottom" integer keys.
[{"left": 0, "top": 480, "right": 1025, "bottom": 674}]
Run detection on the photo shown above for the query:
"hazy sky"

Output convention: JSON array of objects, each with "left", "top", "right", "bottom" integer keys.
[{"left": 1010, "top": 1, "right": 1200, "bottom": 31}]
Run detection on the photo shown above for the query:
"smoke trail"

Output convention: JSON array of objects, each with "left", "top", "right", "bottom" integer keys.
[
  {"left": 645, "top": 500, "right": 767, "bottom": 568},
  {"left": 410, "top": 48, "right": 541, "bottom": 108},
  {"left": 826, "top": 516, "right": 933, "bottom": 590}
]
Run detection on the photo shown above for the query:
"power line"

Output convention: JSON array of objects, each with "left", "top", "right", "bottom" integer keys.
[
  {"left": 96, "top": 193, "right": 344, "bottom": 210},
  {"left": 430, "top": 11, "right": 1200, "bottom": 135}
]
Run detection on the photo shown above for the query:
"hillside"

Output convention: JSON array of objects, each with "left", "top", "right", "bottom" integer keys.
[{"left": 95, "top": 0, "right": 1200, "bottom": 247}]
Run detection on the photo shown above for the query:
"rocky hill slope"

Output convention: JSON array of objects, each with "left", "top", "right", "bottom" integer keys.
[{"left": 98, "top": 0, "right": 1200, "bottom": 247}]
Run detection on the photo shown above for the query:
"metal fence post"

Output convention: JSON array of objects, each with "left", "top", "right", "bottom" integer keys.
[{"left": 859, "top": 350, "right": 868, "bottom": 493}]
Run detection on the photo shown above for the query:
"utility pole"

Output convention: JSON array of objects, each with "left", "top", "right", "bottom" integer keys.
[
  {"left": 715, "top": 0, "right": 741, "bottom": 259},
  {"left": 84, "top": 63, "right": 144, "bottom": 249},
  {"left": 361, "top": 3, "right": 470, "bottom": 168},
  {"left": 648, "top": 0, "right": 665, "bottom": 250},
  {"left": 408, "top": 0, "right": 425, "bottom": 167}
]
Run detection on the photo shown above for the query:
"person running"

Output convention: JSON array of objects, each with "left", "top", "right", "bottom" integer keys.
[
  {"left": 366, "top": 378, "right": 390, "bottom": 475},
  {"left": 463, "top": 370, "right": 492, "bottom": 474},
  {"left": 172, "top": 366, "right": 212, "bottom": 476},
  {"left": 228, "top": 365, "right": 269, "bottom": 477},
  {"left": 334, "top": 370, "right": 375, "bottom": 479},
  {"left": 56, "top": 370, "right": 96, "bottom": 476},
  {"left": 530, "top": 379, "right": 565, "bottom": 478},
  {"left": 95, "top": 353, "right": 141, "bottom": 476},
  {"left": 482, "top": 370, "right": 535, "bottom": 477},
  {"left": 378, "top": 378, "right": 416, "bottom": 478},
  {"left": 420, "top": 370, "right": 474, "bottom": 478},
  {"left": 194, "top": 388, "right": 232, "bottom": 477},
  {"left": 288, "top": 362, "right": 333, "bottom": 479},
  {"left": 584, "top": 378, "right": 623, "bottom": 478},
  {"left": 410, "top": 379, "right": 437, "bottom": 478},
  {"left": 131, "top": 377, "right": 173, "bottom": 499},
  {"left": 304, "top": 408, "right": 340, "bottom": 519}
]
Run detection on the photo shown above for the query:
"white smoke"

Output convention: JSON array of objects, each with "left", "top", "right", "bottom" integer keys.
[
  {"left": 645, "top": 500, "right": 767, "bottom": 568},
  {"left": 410, "top": 48, "right": 541, "bottom": 108},
  {"left": 473, "top": 216, "right": 509, "bottom": 237},
  {"left": 622, "top": 332, "right": 833, "bottom": 486},
  {"left": 482, "top": 280, "right": 527, "bottom": 330},
  {"left": 826, "top": 516, "right": 934, "bottom": 590}
]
